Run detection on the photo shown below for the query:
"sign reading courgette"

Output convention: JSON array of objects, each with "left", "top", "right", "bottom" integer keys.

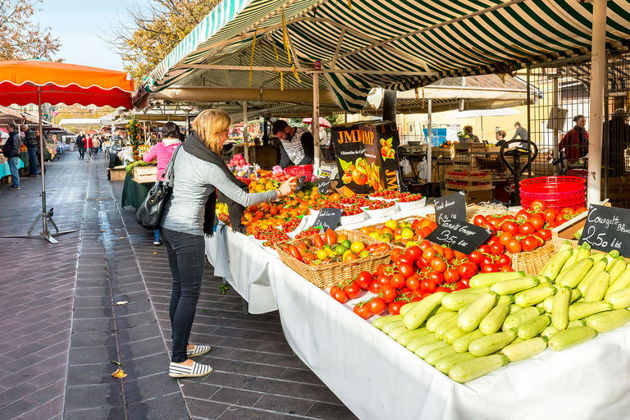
[{"left": 579, "top": 205, "right": 630, "bottom": 256}]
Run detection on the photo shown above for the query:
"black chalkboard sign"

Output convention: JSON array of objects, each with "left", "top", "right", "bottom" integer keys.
[
  {"left": 434, "top": 192, "right": 466, "bottom": 224},
  {"left": 425, "top": 220, "right": 491, "bottom": 254},
  {"left": 312, "top": 208, "right": 343, "bottom": 232},
  {"left": 318, "top": 177, "right": 331, "bottom": 194},
  {"left": 579, "top": 205, "right": 630, "bottom": 256}
]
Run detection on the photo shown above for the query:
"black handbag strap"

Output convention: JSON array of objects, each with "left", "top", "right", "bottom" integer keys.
[{"left": 163, "top": 144, "right": 182, "bottom": 187}]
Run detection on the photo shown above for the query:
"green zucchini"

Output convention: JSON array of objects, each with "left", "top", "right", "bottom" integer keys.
[
  {"left": 449, "top": 354, "right": 509, "bottom": 383},
  {"left": 548, "top": 326, "right": 597, "bottom": 351},
  {"left": 469, "top": 329, "right": 517, "bottom": 356},
  {"left": 500, "top": 337, "right": 547, "bottom": 362},
  {"left": 457, "top": 293, "right": 498, "bottom": 332}
]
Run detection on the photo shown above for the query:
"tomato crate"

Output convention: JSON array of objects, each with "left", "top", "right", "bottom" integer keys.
[
  {"left": 274, "top": 230, "right": 390, "bottom": 289},
  {"left": 507, "top": 241, "right": 555, "bottom": 275},
  {"left": 132, "top": 165, "right": 157, "bottom": 184}
]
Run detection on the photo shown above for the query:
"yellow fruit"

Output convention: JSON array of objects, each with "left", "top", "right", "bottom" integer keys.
[
  {"left": 385, "top": 220, "right": 398, "bottom": 231},
  {"left": 337, "top": 234, "right": 348, "bottom": 243},
  {"left": 316, "top": 249, "right": 328, "bottom": 260},
  {"left": 369, "top": 232, "right": 380, "bottom": 240},
  {"left": 350, "top": 241, "right": 365, "bottom": 254},
  {"left": 400, "top": 227, "right": 414, "bottom": 240}
]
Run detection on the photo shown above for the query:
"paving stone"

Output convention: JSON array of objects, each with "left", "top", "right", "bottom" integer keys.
[
  {"left": 124, "top": 372, "right": 181, "bottom": 404},
  {"left": 63, "top": 406, "right": 125, "bottom": 420},
  {"left": 126, "top": 391, "right": 189, "bottom": 419},
  {"left": 254, "top": 394, "right": 315, "bottom": 416},
  {"left": 185, "top": 398, "right": 229, "bottom": 419},
  {"left": 70, "top": 330, "right": 116, "bottom": 348},
  {"left": 68, "top": 345, "right": 118, "bottom": 366},
  {"left": 66, "top": 363, "right": 117, "bottom": 386},
  {"left": 209, "top": 387, "right": 262, "bottom": 406},
  {"left": 306, "top": 402, "right": 357, "bottom": 419},
  {"left": 217, "top": 406, "right": 297, "bottom": 419}
]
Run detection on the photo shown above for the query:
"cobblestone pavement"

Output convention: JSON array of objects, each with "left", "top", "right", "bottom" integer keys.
[{"left": 0, "top": 153, "right": 355, "bottom": 419}]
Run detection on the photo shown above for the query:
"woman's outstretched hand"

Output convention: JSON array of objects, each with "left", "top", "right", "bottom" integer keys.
[{"left": 277, "top": 177, "right": 297, "bottom": 198}]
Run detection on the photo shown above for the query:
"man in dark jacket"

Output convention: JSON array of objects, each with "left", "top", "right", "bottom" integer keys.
[
  {"left": 605, "top": 109, "right": 630, "bottom": 177},
  {"left": 75, "top": 133, "right": 86, "bottom": 159},
  {"left": 271, "top": 120, "right": 314, "bottom": 168},
  {"left": 2, "top": 124, "right": 21, "bottom": 190},
  {"left": 21, "top": 124, "right": 39, "bottom": 176}
]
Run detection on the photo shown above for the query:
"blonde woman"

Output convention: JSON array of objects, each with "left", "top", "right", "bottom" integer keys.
[{"left": 161, "top": 109, "right": 296, "bottom": 378}]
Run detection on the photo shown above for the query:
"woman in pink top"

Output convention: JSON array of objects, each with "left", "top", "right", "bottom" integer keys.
[{"left": 143, "top": 122, "right": 182, "bottom": 245}]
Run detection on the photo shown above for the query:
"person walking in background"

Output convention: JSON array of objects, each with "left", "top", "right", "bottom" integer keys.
[
  {"left": 143, "top": 122, "right": 182, "bottom": 246},
  {"left": 2, "top": 123, "right": 21, "bottom": 190},
  {"left": 559, "top": 115, "right": 589, "bottom": 164},
  {"left": 76, "top": 132, "right": 86, "bottom": 159},
  {"left": 161, "top": 109, "right": 296, "bottom": 378},
  {"left": 272, "top": 119, "right": 314, "bottom": 168},
  {"left": 511, "top": 122, "right": 530, "bottom": 149},
  {"left": 85, "top": 133, "right": 94, "bottom": 158},
  {"left": 21, "top": 124, "right": 38, "bottom": 177},
  {"left": 92, "top": 136, "right": 100, "bottom": 157}
]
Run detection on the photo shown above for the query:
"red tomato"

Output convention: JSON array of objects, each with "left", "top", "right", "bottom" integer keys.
[
  {"left": 435, "top": 286, "right": 451, "bottom": 293},
  {"left": 368, "top": 281, "right": 381, "bottom": 294},
  {"left": 544, "top": 209, "right": 558, "bottom": 224},
  {"left": 473, "top": 215, "right": 487, "bottom": 226},
  {"left": 481, "top": 264, "right": 499, "bottom": 273},
  {"left": 560, "top": 207, "right": 574, "bottom": 215},
  {"left": 430, "top": 257, "right": 447, "bottom": 273},
  {"left": 482, "top": 255, "right": 495, "bottom": 266},
  {"left": 490, "top": 243, "right": 505, "bottom": 255},
  {"left": 387, "top": 301, "right": 405, "bottom": 315},
  {"left": 418, "top": 240, "right": 432, "bottom": 250},
  {"left": 538, "top": 228, "right": 552, "bottom": 241},
  {"left": 377, "top": 275, "right": 391, "bottom": 287},
  {"left": 515, "top": 210, "right": 530, "bottom": 223},
  {"left": 444, "top": 268, "right": 460, "bottom": 284},
  {"left": 575, "top": 207, "right": 588, "bottom": 214},
  {"left": 499, "top": 232, "right": 513, "bottom": 246},
  {"left": 487, "top": 236, "right": 501, "bottom": 247},
  {"left": 390, "top": 273, "right": 406, "bottom": 289},
  {"left": 355, "top": 271, "right": 372, "bottom": 290},
  {"left": 497, "top": 254, "right": 512, "bottom": 267},
  {"left": 453, "top": 250, "right": 467, "bottom": 260},
  {"left": 521, "top": 236, "right": 538, "bottom": 252},
  {"left": 397, "top": 256, "right": 414, "bottom": 267},
  {"left": 330, "top": 286, "right": 348, "bottom": 303},
  {"left": 390, "top": 248, "right": 403, "bottom": 263},
  {"left": 530, "top": 200, "right": 546, "bottom": 212},
  {"left": 500, "top": 265, "right": 515, "bottom": 272},
  {"left": 519, "top": 222, "right": 535, "bottom": 235},
  {"left": 458, "top": 262, "right": 478, "bottom": 279},
  {"left": 380, "top": 285, "right": 397, "bottom": 303},
  {"left": 529, "top": 214, "right": 545, "bottom": 231},
  {"left": 427, "top": 271, "right": 444, "bottom": 284},
  {"left": 454, "top": 280, "right": 468, "bottom": 291},
  {"left": 353, "top": 303, "right": 371, "bottom": 319},
  {"left": 422, "top": 247, "right": 436, "bottom": 261},
  {"left": 368, "top": 298, "right": 386, "bottom": 315},
  {"left": 404, "top": 246, "right": 422, "bottom": 261},
  {"left": 420, "top": 279, "right": 437, "bottom": 293},
  {"left": 443, "top": 247, "right": 454, "bottom": 262},
  {"left": 506, "top": 239, "right": 522, "bottom": 253},
  {"left": 398, "top": 263, "right": 415, "bottom": 278},
  {"left": 406, "top": 276, "right": 421, "bottom": 291},
  {"left": 502, "top": 221, "right": 519, "bottom": 235},
  {"left": 468, "top": 251, "right": 483, "bottom": 263},
  {"left": 344, "top": 281, "right": 361, "bottom": 299},
  {"left": 478, "top": 245, "right": 491, "bottom": 254}
]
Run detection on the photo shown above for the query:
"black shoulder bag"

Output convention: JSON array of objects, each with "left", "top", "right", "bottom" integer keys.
[{"left": 136, "top": 145, "right": 181, "bottom": 230}]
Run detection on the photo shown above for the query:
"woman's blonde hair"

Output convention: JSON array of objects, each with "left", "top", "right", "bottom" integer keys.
[{"left": 192, "top": 109, "right": 231, "bottom": 153}]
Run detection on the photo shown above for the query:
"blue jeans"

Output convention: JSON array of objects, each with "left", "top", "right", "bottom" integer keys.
[
  {"left": 27, "top": 148, "right": 39, "bottom": 175},
  {"left": 162, "top": 228, "right": 205, "bottom": 363},
  {"left": 8, "top": 157, "right": 20, "bottom": 187}
]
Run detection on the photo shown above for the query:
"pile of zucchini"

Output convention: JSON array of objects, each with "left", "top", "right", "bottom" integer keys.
[{"left": 372, "top": 242, "right": 630, "bottom": 383}]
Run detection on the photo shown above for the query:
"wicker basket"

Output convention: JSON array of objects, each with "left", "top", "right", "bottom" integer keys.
[
  {"left": 354, "top": 216, "right": 434, "bottom": 249},
  {"left": 275, "top": 230, "right": 390, "bottom": 289},
  {"left": 508, "top": 241, "right": 555, "bottom": 275}
]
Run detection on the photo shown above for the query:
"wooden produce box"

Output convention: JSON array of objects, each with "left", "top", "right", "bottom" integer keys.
[
  {"left": 132, "top": 165, "right": 157, "bottom": 184},
  {"left": 109, "top": 165, "right": 126, "bottom": 181}
]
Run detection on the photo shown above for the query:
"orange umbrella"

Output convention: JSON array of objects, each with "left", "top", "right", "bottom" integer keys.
[{"left": 0, "top": 60, "right": 134, "bottom": 243}]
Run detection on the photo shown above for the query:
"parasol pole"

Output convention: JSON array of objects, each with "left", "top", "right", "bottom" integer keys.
[
  {"left": 38, "top": 88, "right": 49, "bottom": 239},
  {"left": 312, "top": 71, "right": 321, "bottom": 171}
]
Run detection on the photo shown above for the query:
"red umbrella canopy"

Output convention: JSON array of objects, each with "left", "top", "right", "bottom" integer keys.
[{"left": 0, "top": 60, "right": 134, "bottom": 108}]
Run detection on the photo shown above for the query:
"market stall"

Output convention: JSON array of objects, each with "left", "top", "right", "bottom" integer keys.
[{"left": 0, "top": 157, "right": 24, "bottom": 179}]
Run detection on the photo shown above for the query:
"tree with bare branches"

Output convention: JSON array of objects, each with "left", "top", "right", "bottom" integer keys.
[
  {"left": 0, "top": 0, "right": 61, "bottom": 60},
  {"left": 111, "top": 0, "right": 218, "bottom": 81}
]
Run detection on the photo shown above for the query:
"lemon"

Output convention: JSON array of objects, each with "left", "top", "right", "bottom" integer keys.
[{"left": 385, "top": 220, "right": 398, "bottom": 230}]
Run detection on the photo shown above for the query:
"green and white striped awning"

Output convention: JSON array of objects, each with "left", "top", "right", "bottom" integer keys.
[{"left": 142, "top": 0, "right": 630, "bottom": 112}]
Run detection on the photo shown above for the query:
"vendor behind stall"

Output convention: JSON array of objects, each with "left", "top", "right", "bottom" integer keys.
[{"left": 272, "top": 120, "right": 314, "bottom": 168}]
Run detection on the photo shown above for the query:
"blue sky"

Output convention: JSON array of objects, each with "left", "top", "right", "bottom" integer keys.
[{"left": 35, "top": 0, "right": 150, "bottom": 71}]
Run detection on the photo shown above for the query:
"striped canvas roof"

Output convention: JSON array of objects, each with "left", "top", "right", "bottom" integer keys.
[{"left": 143, "top": 0, "right": 630, "bottom": 112}]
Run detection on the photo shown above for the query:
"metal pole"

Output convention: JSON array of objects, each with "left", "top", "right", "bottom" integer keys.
[
  {"left": 427, "top": 99, "right": 433, "bottom": 185},
  {"left": 38, "top": 88, "right": 48, "bottom": 237},
  {"left": 242, "top": 101, "right": 249, "bottom": 163},
  {"left": 312, "top": 72, "right": 321, "bottom": 170},
  {"left": 587, "top": 0, "right": 607, "bottom": 205},
  {"left": 527, "top": 66, "right": 532, "bottom": 177},
  {"left": 552, "top": 76, "right": 560, "bottom": 175}
]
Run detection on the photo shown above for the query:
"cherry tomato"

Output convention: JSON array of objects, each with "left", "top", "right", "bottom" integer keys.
[
  {"left": 500, "top": 265, "right": 515, "bottom": 272},
  {"left": 368, "top": 281, "right": 381, "bottom": 294},
  {"left": 344, "top": 281, "right": 361, "bottom": 299},
  {"left": 387, "top": 301, "right": 405, "bottom": 315},
  {"left": 515, "top": 210, "right": 530, "bottom": 224},
  {"left": 390, "top": 273, "right": 406, "bottom": 289},
  {"left": 487, "top": 236, "right": 501, "bottom": 247},
  {"left": 398, "top": 263, "right": 415, "bottom": 278},
  {"left": 430, "top": 257, "right": 447, "bottom": 273},
  {"left": 490, "top": 243, "right": 505, "bottom": 255},
  {"left": 458, "top": 262, "right": 478, "bottom": 279},
  {"left": 454, "top": 280, "right": 468, "bottom": 291},
  {"left": 481, "top": 263, "right": 499, "bottom": 273},
  {"left": 530, "top": 199, "right": 546, "bottom": 212},
  {"left": 473, "top": 215, "right": 487, "bottom": 226},
  {"left": 506, "top": 239, "right": 522, "bottom": 253},
  {"left": 468, "top": 251, "right": 483, "bottom": 263},
  {"left": 435, "top": 286, "right": 451, "bottom": 293},
  {"left": 544, "top": 209, "right": 558, "bottom": 224},
  {"left": 575, "top": 207, "right": 588, "bottom": 214},
  {"left": 519, "top": 222, "right": 535, "bottom": 235},
  {"left": 368, "top": 298, "right": 386, "bottom": 315},
  {"left": 560, "top": 207, "right": 574, "bottom": 215},
  {"left": 497, "top": 254, "right": 512, "bottom": 267},
  {"left": 502, "top": 220, "right": 519, "bottom": 235},
  {"left": 538, "top": 228, "right": 552, "bottom": 241},
  {"left": 478, "top": 245, "right": 491, "bottom": 254},
  {"left": 422, "top": 247, "right": 436, "bottom": 261},
  {"left": 453, "top": 250, "right": 467, "bottom": 260},
  {"left": 420, "top": 279, "right": 436, "bottom": 293},
  {"left": 427, "top": 271, "right": 444, "bottom": 284},
  {"left": 406, "top": 276, "right": 421, "bottom": 291},
  {"left": 390, "top": 248, "right": 403, "bottom": 263},
  {"left": 482, "top": 255, "right": 495, "bottom": 266},
  {"left": 444, "top": 268, "right": 460, "bottom": 284},
  {"left": 522, "top": 236, "right": 539, "bottom": 252},
  {"left": 418, "top": 240, "right": 432, "bottom": 250},
  {"left": 499, "top": 232, "right": 513, "bottom": 246},
  {"left": 377, "top": 275, "right": 391, "bottom": 287},
  {"left": 380, "top": 285, "right": 397, "bottom": 303},
  {"left": 529, "top": 214, "right": 545, "bottom": 231},
  {"left": 353, "top": 303, "right": 371, "bottom": 319},
  {"left": 355, "top": 271, "right": 372, "bottom": 290},
  {"left": 443, "top": 247, "right": 454, "bottom": 262},
  {"left": 330, "top": 286, "right": 348, "bottom": 303},
  {"left": 404, "top": 246, "right": 422, "bottom": 261}
]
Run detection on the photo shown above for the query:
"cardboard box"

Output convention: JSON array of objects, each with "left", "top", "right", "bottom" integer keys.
[{"left": 109, "top": 166, "right": 126, "bottom": 181}]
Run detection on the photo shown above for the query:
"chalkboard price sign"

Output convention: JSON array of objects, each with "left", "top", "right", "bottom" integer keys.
[
  {"left": 312, "top": 208, "right": 343, "bottom": 232},
  {"left": 317, "top": 177, "right": 331, "bottom": 194},
  {"left": 425, "top": 220, "right": 491, "bottom": 255},
  {"left": 434, "top": 192, "right": 466, "bottom": 224},
  {"left": 579, "top": 205, "right": 630, "bottom": 256}
]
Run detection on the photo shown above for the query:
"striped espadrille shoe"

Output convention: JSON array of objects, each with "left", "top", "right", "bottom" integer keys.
[
  {"left": 168, "top": 361, "right": 214, "bottom": 378},
  {"left": 187, "top": 344, "right": 212, "bottom": 358}
]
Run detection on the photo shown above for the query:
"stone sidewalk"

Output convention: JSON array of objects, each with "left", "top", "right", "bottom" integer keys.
[{"left": 0, "top": 153, "right": 355, "bottom": 419}]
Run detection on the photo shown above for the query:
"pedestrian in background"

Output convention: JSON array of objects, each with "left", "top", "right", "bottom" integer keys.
[
  {"left": 21, "top": 124, "right": 38, "bottom": 176},
  {"left": 559, "top": 115, "right": 589, "bottom": 164},
  {"left": 85, "top": 134, "right": 94, "bottom": 158},
  {"left": 511, "top": 122, "right": 529, "bottom": 148},
  {"left": 2, "top": 123, "right": 21, "bottom": 190},
  {"left": 76, "top": 132, "right": 86, "bottom": 159},
  {"left": 143, "top": 122, "right": 182, "bottom": 246},
  {"left": 92, "top": 136, "right": 100, "bottom": 156}
]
